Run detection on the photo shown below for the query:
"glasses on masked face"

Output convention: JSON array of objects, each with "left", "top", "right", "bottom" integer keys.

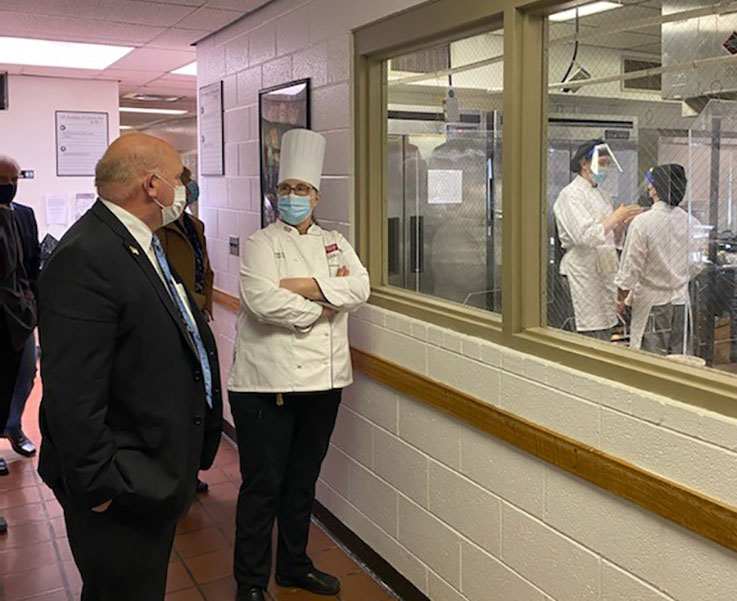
[{"left": 277, "top": 183, "right": 313, "bottom": 196}]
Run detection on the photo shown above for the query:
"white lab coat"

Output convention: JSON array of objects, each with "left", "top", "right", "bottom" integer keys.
[
  {"left": 615, "top": 202, "right": 705, "bottom": 349},
  {"left": 553, "top": 175, "right": 619, "bottom": 332},
  {"left": 228, "top": 221, "right": 370, "bottom": 393}
]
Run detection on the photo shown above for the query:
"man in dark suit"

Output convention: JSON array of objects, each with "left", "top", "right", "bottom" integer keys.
[
  {"left": 38, "top": 133, "right": 222, "bottom": 601},
  {"left": 0, "top": 155, "right": 41, "bottom": 458}
]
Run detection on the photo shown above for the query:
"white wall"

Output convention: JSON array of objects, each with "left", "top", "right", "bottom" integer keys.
[
  {"left": 0, "top": 75, "right": 120, "bottom": 240},
  {"left": 198, "top": 1, "right": 737, "bottom": 600}
]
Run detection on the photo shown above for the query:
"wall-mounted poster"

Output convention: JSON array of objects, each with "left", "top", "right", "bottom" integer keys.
[
  {"left": 55, "top": 111, "right": 109, "bottom": 177},
  {"left": 258, "top": 78, "right": 310, "bottom": 227},
  {"left": 199, "top": 81, "right": 224, "bottom": 176}
]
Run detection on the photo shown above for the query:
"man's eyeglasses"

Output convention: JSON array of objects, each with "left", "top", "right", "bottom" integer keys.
[{"left": 277, "top": 183, "right": 313, "bottom": 197}]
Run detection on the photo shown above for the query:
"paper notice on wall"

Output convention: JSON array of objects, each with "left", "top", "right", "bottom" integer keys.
[
  {"left": 74, "top": 193, "right": 96, "bottom": 222},
  {"left": 45, "top": 193, "right": 69, "bottom": 225},
  {"left": 56, "top": 111, "right": 109, "bottom": 176},
  {"left": 428, "top": 169, "right": 463, "bottom": 204}
]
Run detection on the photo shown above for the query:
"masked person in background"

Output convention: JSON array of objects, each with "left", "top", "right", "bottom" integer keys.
[
  {"left": 228, "top": 129, "right": 370, "bottom": 601},
  {"left": 38, "top": 134, "right": 222, "bottom": 601},
  {"left": 554, "top": 139, "right": 643, "bottom": 340},
  {"left": 615, "top": 164, "right": 705, "bottom": 354},
  {"left": 156, "top": 166, "right": 214, "bottom": 494}
]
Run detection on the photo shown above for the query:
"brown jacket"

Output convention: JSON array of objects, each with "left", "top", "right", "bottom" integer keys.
[{"left": 156, "top": 213, "right": 214, "bottom": 314}]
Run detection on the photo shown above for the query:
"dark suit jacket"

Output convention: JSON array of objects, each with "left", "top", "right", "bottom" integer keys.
[
  {"left": 12, "top": 202, "right": 40, "bottom": 298},
  {"left": 156, "top": 213, "right": 214, "bottom": 313},
  {"left": 38, "top": 200, "right": 223, "bottom": 521}
]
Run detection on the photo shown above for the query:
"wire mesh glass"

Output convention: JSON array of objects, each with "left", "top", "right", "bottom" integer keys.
[{"left": 547, "top": 0, "right": 737, "bottom": 373}]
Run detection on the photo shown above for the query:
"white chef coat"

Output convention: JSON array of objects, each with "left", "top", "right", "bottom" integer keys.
[
  {"left": 228, "top": 221, "right": 370, "bottom": 393},
  {"left": 553, "top": 175, "right": 619, "bottom": 332},
  {"left": 615, "top": 201, "right": 705, "bottom": 349},
  {"left": 101, "top": 199, "right": 198, "bottom": 328}
]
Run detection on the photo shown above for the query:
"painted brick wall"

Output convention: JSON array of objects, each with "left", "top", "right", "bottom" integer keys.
[{"left": 197, "top": 1, "right": 737, "bottom": 599}]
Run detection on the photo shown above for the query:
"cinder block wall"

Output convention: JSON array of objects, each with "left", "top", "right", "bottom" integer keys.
[{"left": 198, "top": 1, "right": 737, "bottom": 599}]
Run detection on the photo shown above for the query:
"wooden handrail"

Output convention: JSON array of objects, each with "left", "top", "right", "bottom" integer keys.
[{"left": 213, "top": 288, "right": 737, "bottom": 553}]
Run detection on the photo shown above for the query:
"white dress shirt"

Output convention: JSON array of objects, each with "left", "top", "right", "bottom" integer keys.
[
  {"left": 101, "top": 199, "right": 198, "bottom": 328},
  {"left": 228, "top": 221, "right": 371, "bottom": 393}
]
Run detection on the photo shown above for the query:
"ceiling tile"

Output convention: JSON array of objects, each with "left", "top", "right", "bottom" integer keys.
[
  {"left": 174, "top": 6, "right": 242, "bottom": 31},
  {"left": 97, "top": 68, "right": 163, "bottom": 85},
  {"left": 0, "top": 1, "right": 196, "bottom": 27},
  {"left": 108, "top": 48, "right": 196, "bottom": 72},
  {"left": 145, "top": 27, "right": 211, "bottom": 49},
  {"left": 0, "top": 11, "right": 165, "bottom": 45},
  {"left": 15, "top": 65, "right": 101, "bottom": 79},
  {"left": 128, "top": 0, "right": 208, "bottom": 5},
  {"left": 205, "top": 0, "right": 270, "bottom": 10}
]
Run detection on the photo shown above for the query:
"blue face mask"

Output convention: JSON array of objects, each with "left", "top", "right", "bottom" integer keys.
[
  {"left": 591, "top": 167, "right": 609, "bottom": 186},
  {"left": 186, "top": 179, "right": 200, "bottom": 206},
  {"left": 277, "top": 194, "right": 313, "bottom": 226}
]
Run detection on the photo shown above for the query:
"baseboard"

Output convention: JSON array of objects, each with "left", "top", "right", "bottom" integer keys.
[{"left": 312, "top": 500, "right": 430, "bottom": 601}]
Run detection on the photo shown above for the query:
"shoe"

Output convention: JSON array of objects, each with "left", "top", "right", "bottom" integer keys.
[
  {"left": 275, "top": 569, "right": 340, "bottom": 596},
  {"left": 4, "top": 429, "right": 36, "bottom": 457},
  {"left": 0, "top": 458, "right": 8, "bottom": 476},
  {"left": 0, "top": 516, "right": 6, "bottom": 533},
  {"left": 196, "top": 478, "right": 209, "bottom": 493},
  {"left": 236, "top": 587, "right": 265, "bottom": 601}
]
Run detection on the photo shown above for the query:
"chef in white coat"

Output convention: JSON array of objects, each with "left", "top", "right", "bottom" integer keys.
[
  {"left": 554, "top": 139, "right": 642, "bottom": 340},
  {"left": 228, "top": 129, "right": 370, "bottom": 601},
  {"left": 615, "top": 164, "right": 705, "bottom": 353}
]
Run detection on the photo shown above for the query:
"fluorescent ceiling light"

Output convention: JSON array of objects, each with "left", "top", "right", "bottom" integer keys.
[
  {"left": 120, "top": 126, "right": 133, "bottom": 130},
  {"left": 171, "top": 61, "right": 196, "bottom": 76},
  {"left": 119, "top": 107, "right": 188, "bottom": 115},
  {"left": 0, "top": 37, "right": 132, "bottom": 70},
  {"left": 549, "top": 2, "right": 621, "bottom": 21}
]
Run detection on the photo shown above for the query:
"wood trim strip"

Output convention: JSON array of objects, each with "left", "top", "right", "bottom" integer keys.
[
  {"left": 351, "top": 348, "right": 737, "bottom": 554},
  {"left": 213, "top": 288, "right": 240, "bottom": 313},
  {"left": 213, "top": 289, "right": 737, "bottom": 552}
]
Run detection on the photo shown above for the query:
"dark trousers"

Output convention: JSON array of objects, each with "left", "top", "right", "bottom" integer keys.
[
  {"left": 6, "top": 333, "right": 36, "bottom": 432},
  {"left": 0, "top": 320, "right": 23, "bottom": 432},
  {"left": 56, "top": 491, "right": 177, "bottom": 601},
  {"left": 230, "top": 389, "right": 341, "bottom": 590},
  {"left": 642, "top": 303, "right": 687, "bottom": 356}
]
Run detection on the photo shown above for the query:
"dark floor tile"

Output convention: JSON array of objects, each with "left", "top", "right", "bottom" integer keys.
[
  {"left": 199, "top": 575, "right": 237, "bottom": 601},
  {"left": 0, "top": 520, "right": 53, "bottom": 550},
  {"left": 0, "top": 468, "right": 40, "bottom": 492},
  {"left": 177, "top": 502, "right": 216, "bottom": 535},
  {"left": 198, "top": 466, "right": 230, "bottom": 486},
  {"left": 184, "top": 547, "right": 234, "bottom": 584},
  {"left": 307, "top": 524, "right": 338, "bottom": 555},
  {"left": 2, "top": 502, "right": 46, "bottom": 526},
  {"left": 175, "top": 526, "right": 230, "bottom": 559},
  {"left": 0, "top": 485, "right": 42, "bottom": 510},
  {"left": 4, "top": 562, "right": 65, "bottom": 601},
  {"left": 338, "top": 571, "right": 394, "bottom": 601},
  {"left": 311, "top": 547, "right": 363, "bottom": 578},
  {"left": 166, "top": 560, "right": 195, "bottom": 593},
  {"left": 166, "top": 588, "right": 204, "bottom": 601},
  {"left": 198, "top": 482, "right": 240, "bottom": 508},
  {"left": 0, "top": 540, "right": 58, "bottom": 575}
]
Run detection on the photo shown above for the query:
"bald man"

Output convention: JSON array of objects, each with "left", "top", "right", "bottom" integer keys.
[{"left": 38, "top": 134, "right": 223, "bottom": 601}]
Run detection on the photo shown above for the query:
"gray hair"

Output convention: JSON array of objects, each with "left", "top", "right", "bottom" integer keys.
[{"left": 94, "top": 145, "right": 160, "bottom": 190}]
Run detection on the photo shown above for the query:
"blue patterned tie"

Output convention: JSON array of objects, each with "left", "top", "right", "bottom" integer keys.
[{"left": 152, "top": 236, "right": 213, "bottom": 408}]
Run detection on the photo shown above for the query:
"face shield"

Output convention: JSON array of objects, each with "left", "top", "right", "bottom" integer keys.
[{"left": 588, "top": 142, "right": 623, "bottom": 175}]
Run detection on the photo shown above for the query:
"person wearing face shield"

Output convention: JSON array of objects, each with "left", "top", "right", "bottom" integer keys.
[
  {"left": 37, "top": 133, "right": 223, "bottom": 601},
  {"left": 228, "top": 129, "right": 370, "bottom": 601},
  {"left": 553, "top": 139, "right": 643, "bottom": 340},
  {"left": 615, "top": 164, "right": 705, "bottom": 353}
]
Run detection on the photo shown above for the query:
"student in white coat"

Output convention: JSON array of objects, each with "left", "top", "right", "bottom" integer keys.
[
  {"left": 554, "top": 139, "right": 642, "bottom": 340},
  {"left": 615, "top": 164, "right": 705, "bottom": 353},
  {"left": 228, "top": 129, "right": 370, "bottom": 601}
]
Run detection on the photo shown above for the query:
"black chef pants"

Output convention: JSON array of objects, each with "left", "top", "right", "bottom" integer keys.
[
  {"left": 229, "top": 389, "right": 342, "bottom": 590},
  {"left": 56, "top": 490, "right": 177, "bottom": 601}
]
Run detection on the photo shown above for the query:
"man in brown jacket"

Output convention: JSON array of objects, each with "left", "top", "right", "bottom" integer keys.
[{"left": 156, "top": 166, "right": 214, "bottom": 493}]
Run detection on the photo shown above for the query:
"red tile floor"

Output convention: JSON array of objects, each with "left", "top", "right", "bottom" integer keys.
[{"left": 1, "top": 377, "right": 397, "bottom": 601}]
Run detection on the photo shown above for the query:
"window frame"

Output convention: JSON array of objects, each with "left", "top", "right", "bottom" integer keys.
[{"left": 353, "top": 0, "right": 737, "bottom": 418}]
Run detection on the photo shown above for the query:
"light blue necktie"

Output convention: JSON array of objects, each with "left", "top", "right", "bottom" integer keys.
[{"left": 152, "top": 236, "right": 213, "bottom": 408}]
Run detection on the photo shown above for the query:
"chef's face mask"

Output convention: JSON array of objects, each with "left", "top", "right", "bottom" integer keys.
[
  {"left": 276, "top": 182, "right": 315, "bottom": 226},
  {"left": 588, "top": 143, "right": 622, "bottom": 186}
]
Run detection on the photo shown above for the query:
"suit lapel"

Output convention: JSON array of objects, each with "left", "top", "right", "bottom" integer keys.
[{"left": 92, "top": 201, "right": 199, "bottom": 359}]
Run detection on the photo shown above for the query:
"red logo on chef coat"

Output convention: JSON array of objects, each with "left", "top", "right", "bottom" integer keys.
[{"left": 325, "top": 243, "right": 340, "bottom": 254}]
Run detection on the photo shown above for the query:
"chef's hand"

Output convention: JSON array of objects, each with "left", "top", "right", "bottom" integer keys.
[
  {"left": 321, "top": 306, "right": 336, "bottom": 320},
  {"left": 605, "top": 205, "right": 643, "bottom": 233},
  {"left": 336, "top": 266, "right": 350, "bottom": 277},
  {"left": 616, "top": 299, "right": 627, "bottom": 318},
  {"left": 91, "top": 499, "right": 113, "bottom": 513}
]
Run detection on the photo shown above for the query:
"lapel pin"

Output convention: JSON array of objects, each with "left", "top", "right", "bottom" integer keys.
[{"left": 129, "top": 246, "right": 140, "bottom": 256}]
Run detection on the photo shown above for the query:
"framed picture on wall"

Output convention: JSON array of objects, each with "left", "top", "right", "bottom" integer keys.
[{"left": 258, "top": 78, "right": 311, "bottom": 227}]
